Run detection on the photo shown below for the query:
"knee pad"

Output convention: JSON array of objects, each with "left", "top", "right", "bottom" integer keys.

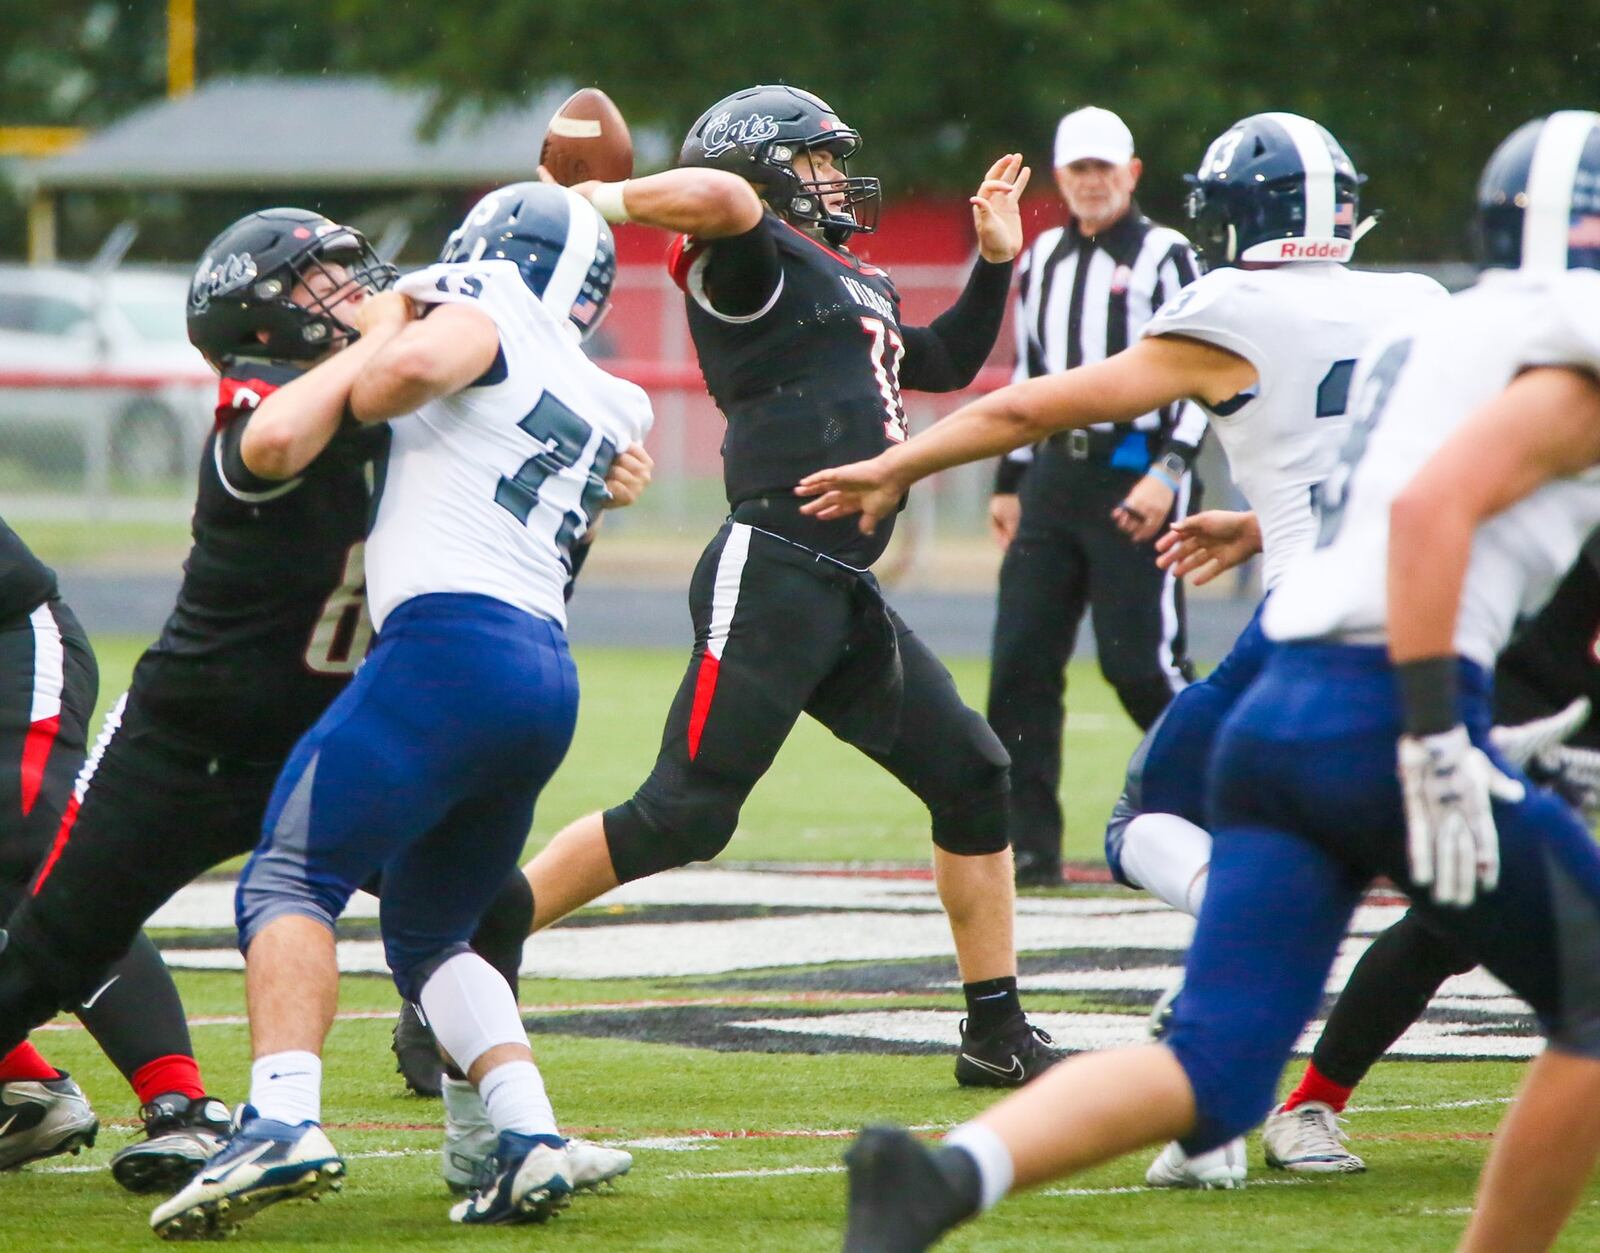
[
  {"left": 927, "top": 741, "right": 1011, "bottom": 857},
  {"left": 604, "top": 788, "right": 740, "bottom": 884}
]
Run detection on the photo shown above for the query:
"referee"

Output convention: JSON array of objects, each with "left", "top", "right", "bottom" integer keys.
[{"left": 988, "top": 106, "right": 1207, "bottom": 887}]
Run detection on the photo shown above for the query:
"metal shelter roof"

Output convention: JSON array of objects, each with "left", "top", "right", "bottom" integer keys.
[{"left": 22, "top": 77, "right": 631, "bottom": 192}]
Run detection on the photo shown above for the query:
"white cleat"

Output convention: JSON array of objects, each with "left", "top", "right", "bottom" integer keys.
[
  {"left": 150, "top": 1110, "right": 344, "bottom": 1240},
  {"left": 1145, "top": 1137, "right": 1247, "bottom": 1190},
  {"left": 566, "top": 1138, "right": 632, "bottom": 1190},
  {"left": 448, "top": 1133, "right": 571, "bottom": 1225},
  {"left": 0, "top": 1074, "right": 98, "bottom": 1170},
  {"left": 1262, "top": 1101, "right": 1366, "bottom": 1174},
  {"left": 441, "top": 1077, "right": 631, "bottom": 1194}
]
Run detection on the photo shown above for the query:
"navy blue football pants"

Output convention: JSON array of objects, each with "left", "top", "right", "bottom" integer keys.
[
  {"left": 236, "top": 594, "right": 578, "bottom": 1001},
  {"left": 1168, "top": 643, "right": 1600, "bottom": 1154},
  {"left": 1104, "top": 601, "right": 1272, "bottom": 882}
]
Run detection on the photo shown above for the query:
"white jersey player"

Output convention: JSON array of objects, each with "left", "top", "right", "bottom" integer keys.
[
  {"left": 833, "top": 110, "right": 1600, "bottom": 1253},
  {"left": 374, "top": 255, "right": 652, "bottom": 630},
  {"left": 1142, "top": 259, "right": 1444, "bottom": 590},
  {"left": 1267, "top": 265, "right": 1600, "bottom": 655},
  {"left": 159, "top": 183, "right": 650, "bottom": 1237},
  {"left": 795, "top": 111, "right": 1442, "bottom": 1190}
]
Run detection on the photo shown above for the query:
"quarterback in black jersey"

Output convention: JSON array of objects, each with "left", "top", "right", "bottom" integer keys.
[{"left": 522, "top": 84, "right": 1060, "bottom": 1086}]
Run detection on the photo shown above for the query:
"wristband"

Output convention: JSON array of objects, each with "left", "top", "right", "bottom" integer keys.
[
  {"left": 1148, "top": 467, "right": 1181, "bottom": 493},
  {"left": 589, "top": 181, "right": 632, "bottom": 224},
  {"left": 1395, "top": 656, "right": 1460, "bottom": 738}
]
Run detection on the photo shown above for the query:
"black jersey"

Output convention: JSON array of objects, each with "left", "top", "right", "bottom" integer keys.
[
  {"left": 671, "top": 214, "right": 910, "bottom": 565},
  {"left": 1496, "top": 530, "right": 1600, "bottom": 747},
  {"left": 130, "top": 361, "right": 388, "bottom": 762},
  {"left": 0, "top": 519, "right": 57, "bottom": 624}
]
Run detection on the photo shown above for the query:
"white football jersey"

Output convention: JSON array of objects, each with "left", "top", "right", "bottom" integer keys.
[
  {"left": 367, "top": 260, "right": 653, "bottom": 632},
  {"left": 1142, "top": 262, "right": 1447, "bottom": 589},
  {"left": 1265, "top": 267, "right": 1600, "bottom": 666}
]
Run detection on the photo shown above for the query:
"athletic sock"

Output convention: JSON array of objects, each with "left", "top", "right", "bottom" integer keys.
[
  {"left": 1117, "top": 812, "right": 1213, "bottom": 916},
  {"left": 130, "top": 1053, "right": 206, "bottom": 1106},
  {"left": 945, "top": 1122, "right": 1014, "bottom": 1212},
  {"left": 1281, "top": 1062, "right": 1354, "bottom": 1114},
  {"left": 478, "top": 1060, "right": 559, "bottom": 1140},
  {"left": 0, "top": 1040, "right": 59, "bottom": 1082},
  {"left": 249, "top": 1051, "right": 322, "bottom": 1126},
  {"left": 962, "top": 976, "right": 1021, "bottom": 1036}
]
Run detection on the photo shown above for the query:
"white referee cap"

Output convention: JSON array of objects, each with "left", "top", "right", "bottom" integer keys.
[{"left": 1053, "top": 107, "right": 1136, "bottom": 168}]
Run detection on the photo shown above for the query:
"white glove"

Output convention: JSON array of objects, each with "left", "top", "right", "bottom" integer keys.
[
  {"left": 1489, "top": 696, "right": 1592, "bottom": 768},
  {"left": 1398, "top": 725, "right": 1526, "bottom": 908}
]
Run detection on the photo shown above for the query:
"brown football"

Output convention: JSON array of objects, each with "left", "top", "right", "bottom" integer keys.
[{"left": 540, "top": 87, "right": 634, "bottom": 186}]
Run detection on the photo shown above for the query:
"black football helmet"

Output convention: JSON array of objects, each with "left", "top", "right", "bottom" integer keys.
[
  {"left": 187, "top": 208, "right": 396, "bottom": 365},
  {"left": 1184, "top": 113, "right": 1369, "bottom": 268},
  {"left": 439, "top": 182, "right": 616, "bottom": 340},
  {"left": 680, "top": 85, "right": 881, "bottom": 245},
  {"left": 1476, "top": 111, "right": 1600, "bottom": 272}
]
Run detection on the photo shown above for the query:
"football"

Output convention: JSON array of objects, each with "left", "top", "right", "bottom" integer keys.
[{"left": 540, "top": 87, "right": 634, "bottom": 186}]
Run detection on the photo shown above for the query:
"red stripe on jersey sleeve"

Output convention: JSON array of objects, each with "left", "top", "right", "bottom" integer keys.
[{"left": 666, "top": 235, "right": 703, "bottom": 292}]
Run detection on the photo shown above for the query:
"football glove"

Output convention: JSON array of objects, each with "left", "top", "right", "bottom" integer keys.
[
  {"left": 1398, "top": 725, "right": 1525, "bottom": 908},
  {"left": 1488, "top": 696, "right": 1591, "bottom": 769}
]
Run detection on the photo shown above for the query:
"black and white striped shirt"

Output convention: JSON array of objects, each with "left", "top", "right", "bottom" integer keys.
[{"left": 996, "top": 205, "right": 1209, "bottom": 492}]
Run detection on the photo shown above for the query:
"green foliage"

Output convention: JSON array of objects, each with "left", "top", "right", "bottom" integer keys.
[{"left": 6, "top": 1, "right": 1600, "bottom": 259}]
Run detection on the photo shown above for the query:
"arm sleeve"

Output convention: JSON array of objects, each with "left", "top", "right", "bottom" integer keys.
[
  {"left": 898, "top": 255, "right": 1015, "bottom": 393},
  {"left": 694, "top": 220, "right": 784, "bottom": 318}
]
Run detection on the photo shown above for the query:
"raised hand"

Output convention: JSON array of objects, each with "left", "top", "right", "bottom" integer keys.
[{"left": 971, "top": 153, "right": 1031, "bottom": 263}]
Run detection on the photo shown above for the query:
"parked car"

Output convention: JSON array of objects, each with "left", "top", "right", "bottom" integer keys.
[{"left": 0, "top": 265, "right": 213, "bottom": 487}]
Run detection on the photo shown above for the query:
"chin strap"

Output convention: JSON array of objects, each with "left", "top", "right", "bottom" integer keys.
[{"left": 1352, "top": 210, "right": 1384, "bottom": 244}]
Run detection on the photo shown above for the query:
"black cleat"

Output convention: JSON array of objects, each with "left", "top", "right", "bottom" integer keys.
[
  {"left": 843, "top": 1125, "right": 981, "bottom": 1252},
  {"left": 954, "top": 1014, "right": 1063, "bottom": 1088},
  {"left": 111, "top": 1091, "right": 233, "bottom": 1194},
  {"left": 392, "top": 1000, "right": 443, "bottom": 1098},
  {"left": 1012, "top": 853, "right": 1063, "bottom": 889}
]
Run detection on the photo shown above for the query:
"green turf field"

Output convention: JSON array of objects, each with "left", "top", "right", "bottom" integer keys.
[
  {"left": 84, "top": 636, "right": 1146, "bottom": 866},
  {"left": 0, "top": 637, "right": 1586, "bottom": 1250}
]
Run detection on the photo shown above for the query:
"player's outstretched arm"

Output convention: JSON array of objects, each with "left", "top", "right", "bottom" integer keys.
[
  {"left": 795, "top": 335, "right": 1253, "bottom": 533},
  {"left": 1390, "top": 366, "right": 1600, "bottom": 907},
  {"left": 240, "top": 291, "right": 414, "bottom": 479},
  {"left": 564, "top": 167, "right": 763, "bottom": 239},
  {"left": 348, "top": 304, "right": 501, "bottom": 424},
  {"left": 1155, "top": 510, "right": 1262, "bottom": 584}
]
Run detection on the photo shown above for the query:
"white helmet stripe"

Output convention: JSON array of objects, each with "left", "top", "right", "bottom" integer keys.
[
  {"left": 1522, "top": 110, "right": 1598, "bottom": 271},
  {"left": 542, "top": 187, "right": 600, "bottom": 323},
  {"left": 1263, "top": 111, "right": 1335, "bottom": 239}
]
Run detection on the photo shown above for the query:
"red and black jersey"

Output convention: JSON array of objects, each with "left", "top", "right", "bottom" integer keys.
[
  {"left": 129, "top": 360, "right": 388, "bottom": 762},
  {"left": 0, "top": 519, "right": 57, "bottom": 625},
  {"left": 670, "top": 212, "right": 1012, "bottom": 567}
]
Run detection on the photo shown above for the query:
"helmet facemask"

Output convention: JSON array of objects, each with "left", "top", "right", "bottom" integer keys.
[{"left": 766, "top": 132, "right": 881, "bottom": 245}]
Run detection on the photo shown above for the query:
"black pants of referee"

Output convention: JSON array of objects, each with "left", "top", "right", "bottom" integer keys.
[{"left": 987, "top": 458, "right": 1196, "bottom": 877}]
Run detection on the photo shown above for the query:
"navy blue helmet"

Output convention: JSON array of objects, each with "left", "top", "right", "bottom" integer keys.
[
  {"left": 1185, "top": 113, "right": 1368, "bottom": 268},
  {"left": 1477, "top": 111, "right": 1600, "bottom": 272},
  {"left": 680, "top": 85, "right": 881, "bottom": 245},
  {"left": 439, "top": 183, "right": 617, "bottom": 339}
]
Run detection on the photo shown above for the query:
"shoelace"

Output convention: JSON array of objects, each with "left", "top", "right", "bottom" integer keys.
[{"left": 1287, "top": 1106, "right": 1350, "bottom": 1156}]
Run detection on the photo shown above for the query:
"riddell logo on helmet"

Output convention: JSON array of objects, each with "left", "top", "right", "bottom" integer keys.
[{"left": 1274, "top": 239, "right": 1352, "bottom": 260}]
